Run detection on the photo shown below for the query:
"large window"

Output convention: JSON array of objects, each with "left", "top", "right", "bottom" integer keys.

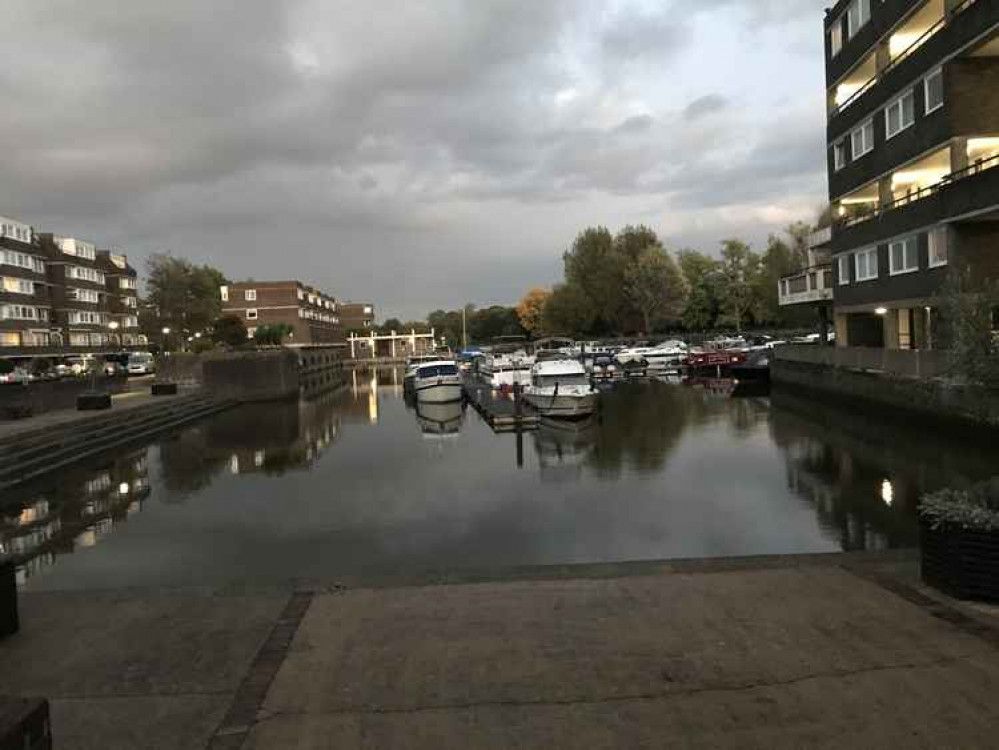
[
  {"left": 830, "top": 21, "right": 843, "bottom": 57},
  {"left": 246, "top": 308, "right": 258, "bottom": 320},
  {"left": 68, "top": 288, "right": 101, "bottom": 303},
  {"left": 1, "top": 277, "right": 34, "bottom": 295},
  {"left": 886, "top": 89, "right": 915, "bottom": 139},
  {"left": 837, "top": 254, "right": 851, "bottom": 285},
  {"left": 851, "top": 119, "right": 874, "bottom": 159},
  {"left": 245, "top": 289, "right": 257, "bottom": 301},
  {"left": 889, "top": 237, "right": 919, "bottom": 275},
  {"left": 1, "top": 305, "right": 42, "bottom": 321},
  {"left": 68, "top": 310, "right": 105, "bottom": 325},
  {"left": 929, "top": 227, "right": 949, "bottom": 267},
  {"left": 0, "top": 250, "right": 44, "bottom": 273},
  {"left": 847, "top": 0, "right": 871, "bottom": 39},
  {"left": 833, "top": 141, "right": 847, "bottom": 171},
  {"left": 67, "top": 266, "right": 105, "bottom": 284},
  {"left": 855, "top": 248, "right": 878, "bottom": 281},
  {"left": 924, "top": 68, "right": 944, "bottom": 114}
]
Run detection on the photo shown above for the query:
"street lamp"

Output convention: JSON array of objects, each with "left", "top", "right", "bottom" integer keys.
[
  {"left": 161, "top": 326, "right": 172, "bottom": 354},
  {"left": 107, "top": 320, "right": 120, "bottom": 349}
]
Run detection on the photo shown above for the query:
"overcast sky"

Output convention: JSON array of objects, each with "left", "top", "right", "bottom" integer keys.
[{"left": 3, "top": 0, "right": 831, "bottom": 320}]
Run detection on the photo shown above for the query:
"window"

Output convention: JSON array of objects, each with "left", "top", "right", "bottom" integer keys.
[
  {"left": 1, "top": 277, "right": 34, "bottom": 295},
  {"left": 847, "top": 0, "right": 870, "bottom": 38},
  {"left": 245, "top": 289, "right": 257, "bottom": 301},
  {"left": 123, "top": 316, "right": 139, "bottom": 328},
  {"left": 220, "top": 285, "right": 229, "bottom": 302},
  {"left": 0, "top": 305, "right": 40, "bottom": 320},
  {"left": 929, "top": 227, "right": 949, "bottom": 267},
  {"left": 246, "top": 308, "right": 258, "bottom": 320},
  {"left": 850, "top": 119, "right": 874, "bottom": 159},
  {"left": 837, "top": 255, "right": 851, "bottom": 285},
  {"left": 886, "top": 89, "right": 915, "bottom": 139},
  {"left": 68, "top": 288, "right": 101, "bottom": 303},
  {"left": 123, "top": 296, "right": 137, "bottom": 308},
  {"left": 855, "top": 248, "right": 878, "bottom": 281},
  {"left": 889, "top": 237, "right": 919, "bottom": 275},
  {"left": 924, "top": 68, "right": 943, "bottom": 114},
  {"left": 833, "top": 141, "right": 847, "bottom": 171},
  {"left": 67, "top": 266, "right": 105, "bottom": 284},
  {"left": 68, "top": 310, "right": 105, "bottom": 325},
  {"left": 830, "top": 21, "right": 843, "bottom": 57},
  {"left": 0, "top": 250, "right": 44, "bottom": 274},
  {"left": 246, "top": 327, "right": 257, "bottom": 339},
  {"left": 120, "top": 277, "right": 137, "bottom": 290}
]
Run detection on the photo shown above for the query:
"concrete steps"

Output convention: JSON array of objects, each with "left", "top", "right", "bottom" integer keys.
[{"left": 0, "top": 394, "right": 237, "bottom": 492}]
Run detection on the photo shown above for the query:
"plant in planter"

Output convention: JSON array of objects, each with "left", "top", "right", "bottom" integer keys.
[{"left": 919, "top": 480, "right": 999, "bottom": 601}]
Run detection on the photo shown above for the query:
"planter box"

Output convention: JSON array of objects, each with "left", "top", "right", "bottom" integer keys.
[
  {"left": 151, "top": 381, "right": 178, "bottom": 396},
  {"left": 0, "top": 698, "right": 51, "bottom": 750},
  {"left": 921, "top": 520, "right": 999, "bottom": 602},
  {"left": 77, "top": 392, "right": 112, "bottom": 411},
  {"left": 0, "top": 560, "right": 17, "bottom": 638}
]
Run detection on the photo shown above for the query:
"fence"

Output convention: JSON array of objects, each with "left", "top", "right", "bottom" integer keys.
[{"left": 774, "top": 345, "right": 946, "bottom": 379}]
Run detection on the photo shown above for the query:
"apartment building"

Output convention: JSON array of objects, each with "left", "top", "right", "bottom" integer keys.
[
  {"left": 97, "top": 251, "right": 141, "bottom": 347},
  {"left": 0, "top": 216, "right": 52, "bottom": 349},
  {"left": 220, "top": 280, "right": 341, "bottom": 345},
  {"left": 823, "top": 0, "right": 999, "bottom": 348},
  {"left": 339, "top": 302, "right": 375, "bottom": 332},
  {"left": 39, "top": 234, "right": 111, "bottom": 348}
]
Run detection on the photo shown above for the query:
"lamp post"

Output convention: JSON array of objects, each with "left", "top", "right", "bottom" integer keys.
[
  {"left": 161, "top": 326, "right": 171, "bottom": 354},
  {"left": 108, "top": 320, "right": 120, "bottom": 349}
]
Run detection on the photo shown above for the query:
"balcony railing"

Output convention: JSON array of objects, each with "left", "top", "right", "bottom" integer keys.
[
  {"left": 832, "top": 0, "right": 977, "bottom": 116},
  {"left": 837, "top": 151, "right": 999, "bottom": 229},
  {"left": 778, "top": 265, "right": 834, "bottom": 306}
]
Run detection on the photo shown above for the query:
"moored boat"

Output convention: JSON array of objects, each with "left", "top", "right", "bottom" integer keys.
[
  {"left": 413, "top": 360, "right": 464, "bottom": 403},
  {"left": 523, "top": 360, "right": 599, "bottom": 419}
]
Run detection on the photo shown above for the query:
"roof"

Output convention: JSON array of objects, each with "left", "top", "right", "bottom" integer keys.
[{"left": 532, "top": 360, "right": 586, "bottom": 376}]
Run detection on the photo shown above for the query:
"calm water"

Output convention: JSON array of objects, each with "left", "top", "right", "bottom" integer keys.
[{"left": 5, "top": 369, "right": 998, "bottom": 591}]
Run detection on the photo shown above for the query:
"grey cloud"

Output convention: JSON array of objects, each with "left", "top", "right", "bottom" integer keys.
[{"left": 684, "top": 95, "right": 729, "bottom": 121}]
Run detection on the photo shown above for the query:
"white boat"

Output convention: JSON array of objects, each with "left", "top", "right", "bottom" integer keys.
[
  {"left": 614, "top": 346, "right": 652, "bottom": 365},
  {"left": 404, "top": 355, "right": 442, "bottom": 390},
  {"left": 524, "top": 360, "right": 598, "bottom": 419},
  {"left": 413, "top": 360, "right": 463, "bottom": 403},
  {"left": 643, "top": 340, "right": 688, "bottom": 370},
  {"left": 480, "top": 351, "right": 533, "bottom": 389}
]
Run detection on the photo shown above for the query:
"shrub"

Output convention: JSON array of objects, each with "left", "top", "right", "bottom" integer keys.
[
  {"left": 0, "top": 359, "right": 14, "bottom": 375},
  {"left": 920, "top": 481, "right": 999, "bottom": 532}
]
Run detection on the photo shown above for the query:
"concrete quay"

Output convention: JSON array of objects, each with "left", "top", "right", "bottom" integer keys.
[{"left": 2, "top": 552, "right": 999, "bottom": 749}]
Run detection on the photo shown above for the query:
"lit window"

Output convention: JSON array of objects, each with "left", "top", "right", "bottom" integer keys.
[
  {"left": 837, "top": 255, "right": 850, "bottom": 285},
  {"left": 855, "top": 248, "right": 878, "bottom": 281},
  {"left": 928, "top": 227, "right": 948, "bottom": 267},
  {"left": 220, "top": 286, "right": 229, "bottom": 302},
  {"left": 889, "top": 237, "right": 919, "bottom": 275},
  {"left": 924, "top": 68, "right": 943, "bottom": 114},
  {"left": 885, "top": 89, "right": 915, "bottom": 139},
  {"left": 833, "top": 141, "right": 847, "bottom": 171},
  {"left": 851, "top": 119, "right": 874, "bottom": 159},
  {"left": 830, "top": 21, "right": 843, "bottom": 57},
  {"left": 245, "top": 289, "right": 257, "bottom": 301},
  {"left": 246, "top": 308, "right": 258, "bottom": 320}
]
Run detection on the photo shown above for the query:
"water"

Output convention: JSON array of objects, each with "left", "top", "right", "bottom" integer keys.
[{"left": 4, "top": 369, "right": 998, "bottom": 591}]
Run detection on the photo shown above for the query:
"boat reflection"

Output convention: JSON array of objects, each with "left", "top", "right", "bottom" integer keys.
[
  {"left": 415, "top": 400, "right": 466, "bottom": 437},
  {"left": 533, "top": 417, "right": 597, "bottom": 482},
  {"left": 0, "top": 451, "right": 150, "bottom": 586}
]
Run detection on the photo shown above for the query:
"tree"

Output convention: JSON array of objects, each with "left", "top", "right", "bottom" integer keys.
[
  {"left": 563, "top": 227, "right": 626, "bottom": 331},
  {"left": 254, "top": 324, "right": 294, "bottom": 346},
  {"left": 212, "top": 315, "right": 248, "bottom": 347},
  {"left": 939, "top": 266, "right": 999, "bottom": 387},
  {"left": 718, "top": 240, "right": 764, "bottom": 333},
  {"left": 516, "top": 288, "right": 550, "bottom": 336},
  {"left": 380, "top": 317, "right": 403, "bottom": 333},
  {"left": 468, "top": 306, "right": 525, "bottom": 342},
  {"left": 146, "top": 254, "right": 228, "bottom": 336},
  {"left": 678, "top": 250, "right": 723, "bottom": 331},
  {"left": 624, "top": 246, "right": 687, "bottom": 334},
  {"left": 543, "top": 283, "right": 594, "bottom": 336}
]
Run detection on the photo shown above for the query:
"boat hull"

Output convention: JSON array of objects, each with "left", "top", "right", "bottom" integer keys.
[
  {"left": 414, "top": 381, "right": 464, "bottom": 404},
  {"left": 524, "top": 392, "right": 598, "bottom": 418}
]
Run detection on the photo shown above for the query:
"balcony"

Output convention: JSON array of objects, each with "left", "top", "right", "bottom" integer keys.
[{"left": 779, "top": 266, "right": 835, "bottom": 307}]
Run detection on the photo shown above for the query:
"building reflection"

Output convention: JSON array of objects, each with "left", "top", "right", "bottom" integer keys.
[
  {"left": 765, "top": 389, "right": 999, "bottom": 550},
  {"left": 0, "top": 451, "right": 150, "bottom": 586}
]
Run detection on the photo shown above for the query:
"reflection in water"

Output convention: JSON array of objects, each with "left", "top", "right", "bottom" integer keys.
[
  {"left": 11, "top": 371, "right": 999, "bottom": 591},
  {"left": 0, "top": 452, "right": 150, "bottom": 586}
]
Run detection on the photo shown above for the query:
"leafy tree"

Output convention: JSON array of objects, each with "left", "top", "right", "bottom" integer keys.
[
  {"left": 254, "top": 324, "right": 294, "bottom": 346},
  {"left": 543, "top": 283, "right": 594, "bottom": 336},
  {"left": 718, "top": 240, "right": 764, "bottom": 333},
  {"left": 678, "top": 250, "right": 723, "bottom": 331},
  {"left": 516, "top": 288, "right": 550, "bottom": 336},
  {"left": 427, "top": 309, "right": 465, "bottom": 348},
  {"left": 468, "top": 306, "right": 525, "bottom": 342},
  {"left": 624, "top": 246, "right": 687, "bottom": 334},
  {"left": 212, "top": 315, "right": 248, "bottom": 347},
  {"left": 146, "top": 254, "right": 228, "bottom": 336},
  {"left": 380, "top": 317, "right": 403, "bottom": 333},
  {"left": 939, "top": 266, "right": 999, "bottom": 387},
  {"left": 563, "top": 227, "right": 626, "bottom": 331}
]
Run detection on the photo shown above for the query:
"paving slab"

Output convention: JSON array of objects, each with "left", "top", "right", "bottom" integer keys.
[{"left": 248, "top": 565, "right": 999, "bottom": 749}]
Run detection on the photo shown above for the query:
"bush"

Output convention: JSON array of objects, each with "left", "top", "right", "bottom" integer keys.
[
  {"left": 212, "top": 315, "right": 248, "bottom": 347},
  {"left": 191, "top": 339, "right": 215, "bottom": 354},
  {"left": 920, "top": 481, "right": 999, "bottom": 532},
  {"left": 254, "top": 324, "right": 293, "bottom": 346},
  {"left": 0, "top": 359, "right": 14, "bottom": 375}
]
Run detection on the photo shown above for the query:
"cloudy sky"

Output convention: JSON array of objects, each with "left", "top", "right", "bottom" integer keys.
[{"left": 3, "top": 0, "right": 831, "bottom": 320}]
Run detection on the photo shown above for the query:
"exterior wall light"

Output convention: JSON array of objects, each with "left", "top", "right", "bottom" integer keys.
[{"left": 875, "top": 307, "right": 889, "bottom": 315}]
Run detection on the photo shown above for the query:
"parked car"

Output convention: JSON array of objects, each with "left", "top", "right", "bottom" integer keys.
[
  {"left": 0, "top": 368, "right": 32, "bottom": 384},
  {"left": 127, "top": 352, "right": 156, "bottom": 375}
]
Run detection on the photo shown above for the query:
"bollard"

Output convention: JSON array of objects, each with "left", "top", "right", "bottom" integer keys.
[
  {"left": 513, "top": 383, "right": 522, "bottom": 421},
  {"left": 0, "top": 558, "right": 18, "bottom": 638},
  {"left": 151, "top": 381, "right": 178, "bottom": 396}
]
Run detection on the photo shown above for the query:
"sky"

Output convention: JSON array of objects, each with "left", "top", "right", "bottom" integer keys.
[{"left": 2, "top": 0, "right": 832, "bottom": 320}]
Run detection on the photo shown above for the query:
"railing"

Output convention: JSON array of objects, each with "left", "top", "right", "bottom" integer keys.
[
  {"left": 836, "top": 152, "right": 999, "bottom": 229},
  {"left": 778, "top": 265, "right": 834, "bottom": 306},
  {"left": 832, "top": 0, "right": 977, "bottom": 116},
  {"left": 774, "top": 344, "right": 946, "bottom": 378}
]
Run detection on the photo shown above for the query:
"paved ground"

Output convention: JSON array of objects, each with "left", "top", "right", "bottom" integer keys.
[{"left": 3, "top": 553, "right": 999, "bottom": 749}]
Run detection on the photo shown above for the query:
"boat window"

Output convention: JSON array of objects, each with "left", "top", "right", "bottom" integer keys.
[
  {"left": 535, "top": 374, "right": 589, "bottom": 387},
  {"left": 418, "top": 364, "right": 458, "bottom": 377}
]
